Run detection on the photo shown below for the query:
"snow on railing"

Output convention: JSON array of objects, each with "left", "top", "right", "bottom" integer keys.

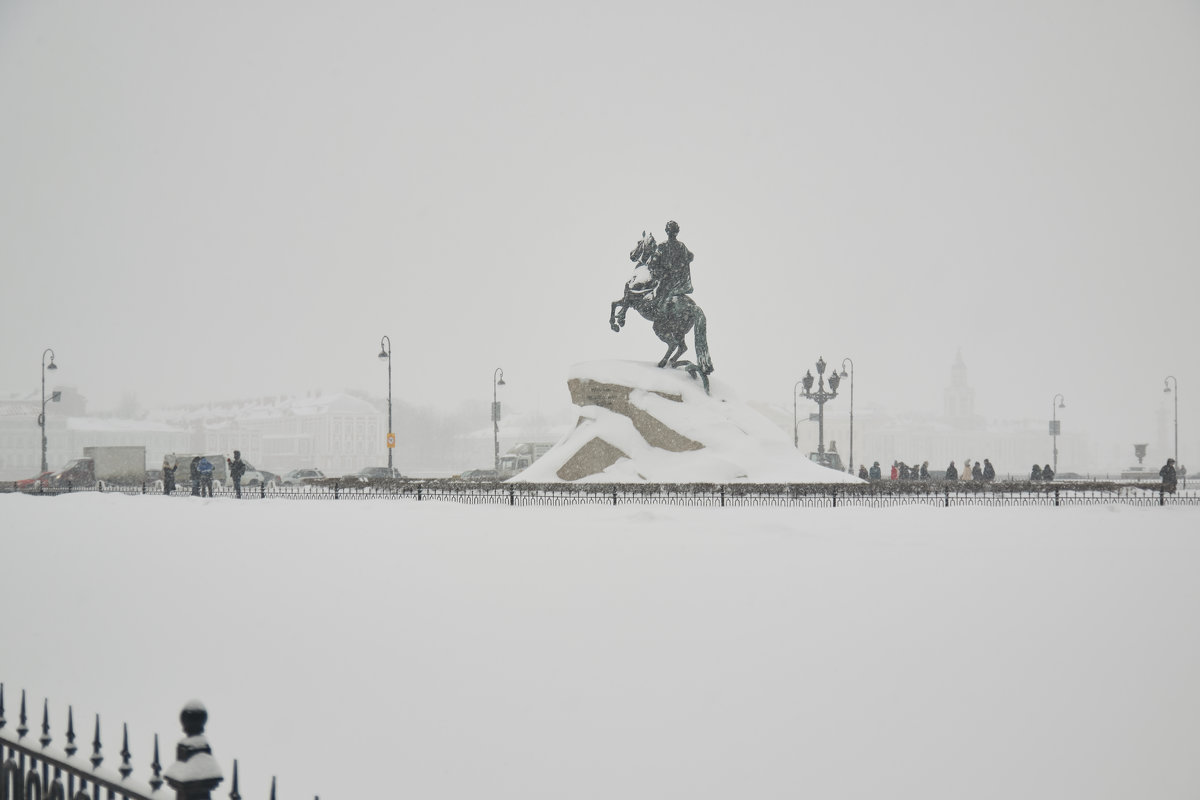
[
  {"left": 2, "top": 478, "right": 1196, "bottom": 506},
  {"left": 0, "top": 686, "right": 309, "bottom": 800}
]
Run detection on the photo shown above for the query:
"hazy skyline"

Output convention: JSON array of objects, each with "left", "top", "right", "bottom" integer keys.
[{"left": 2, "top": 1, "right": 1197, "bottom": 467}]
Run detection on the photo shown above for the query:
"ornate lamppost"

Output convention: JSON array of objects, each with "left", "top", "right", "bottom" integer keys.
[
  {"left": 493, "top": 367, "right": 506, "bottom": 472},
  {"left": 799, "top": 356, "right": 840, "bottom": 459},
  {"left": 39, "top": 348, "right": 60, "bottom": 473},
  {"left": 1164, "top": 375, "right": 1178, "bottom": 465},
  {"left": 377, "top": 336, "right": 393, "bottom": 471},
  {"left": 1051, "top": 393, "right": 1065, "bottom": 474},
  {"left": 840, "top": 357, "right": 855, "bottom": 473}
]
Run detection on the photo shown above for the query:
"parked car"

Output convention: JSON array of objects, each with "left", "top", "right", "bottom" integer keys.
[
  {"left": 458, "top": 468, "right": 500, "bottom": 480},
  {"left": 281, "top": 468, "right": 326, "bottom": 486},
  {"left": 346, "top": 467, "right": 403, "bottom": 482},
  {"left": 14, "top": 470, "right": 53, "bottom": 490}
]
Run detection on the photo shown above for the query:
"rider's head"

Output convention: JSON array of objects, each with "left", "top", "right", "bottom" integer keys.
[{"left": 665, "top": 220, "right": 680, "bottom": 236}]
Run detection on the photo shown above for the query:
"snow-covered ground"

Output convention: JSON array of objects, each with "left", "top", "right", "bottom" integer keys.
[{"left": 2, "top": 493, "right": 1199, "bottom": 799}]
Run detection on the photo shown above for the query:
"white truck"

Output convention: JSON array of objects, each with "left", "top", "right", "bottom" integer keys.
[{"left": 51, "top": 445, "right": 147, "bottom": 487}]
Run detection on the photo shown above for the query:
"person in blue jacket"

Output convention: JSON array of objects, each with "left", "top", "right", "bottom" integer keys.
[{"left": 198, "top": 456, "right": 215, "bottom": 497}]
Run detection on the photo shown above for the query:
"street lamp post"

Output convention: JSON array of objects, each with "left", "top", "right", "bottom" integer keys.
[
  {"left": 799, "top": 356, "right": 840, "bottom": 459},
  {"left": 1164, "top": 375, "right": 1178, "bottom": 465},
  {"left": 840, "top": 358, "right": 855, "bottom": 473},
  {"left": 792, "top": 378, "right": 805, "bottom": 449},
  {"left": 493, "top": 368, "right": 506, "bottom": 472},
  {"left": 377, "top": 337, "right": 393, "bottom": 471},
  {"left": 39, "top": 348, "right": 59, "bottom": 473},
  {"left": 1051, "top": 393, "right": 1065, "bottom": 474}
]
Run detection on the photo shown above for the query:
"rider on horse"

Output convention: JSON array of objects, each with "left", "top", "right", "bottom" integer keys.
[{"left": 651, "top": 220, "right": 694, "bottom": 315}]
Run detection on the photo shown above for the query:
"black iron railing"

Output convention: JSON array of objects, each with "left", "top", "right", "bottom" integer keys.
[
  {"left": 3, "top": 479, "right": 1196, "bottom": 507},
  {"left": 0, "top": 685, "right": 304, "bottom": 800}
]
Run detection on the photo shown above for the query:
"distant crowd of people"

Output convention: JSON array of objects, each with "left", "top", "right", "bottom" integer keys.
[
  {"left": 857, "top": 458, "right": 998, "bottom": 482},
  {"left": 854, "top": 456, "right": 1184, "bottom": 489},
  {"left": 159, "top": 451, "right": 247, "bottom": 498}
]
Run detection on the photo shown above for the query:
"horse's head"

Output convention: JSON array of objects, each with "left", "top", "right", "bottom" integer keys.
[{"left": 629, "top": 230, "right": 656, "bottom": 265}]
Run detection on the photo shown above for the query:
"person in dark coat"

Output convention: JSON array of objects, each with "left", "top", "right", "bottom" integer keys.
[
  {"left": 189, "top": 456, "right": 201, "bottom": 496},
  {"left": 858, "top": 464, "right": 869, "bottom": 480},
  {"left": 982, "top": 458, "right": 996, "bottom": 482},
  {"left": 972, "top": 461, "right": 985, "bottom": 482},
  {"left": 1042, "top": 464, "right": 1055, "bottom": 482},
  {"left": 869, "top": 461, "right": 882, "bottom": 481},
  {"left": 162, "top": 454, "right": 177, "bottom": 495},
  {"left": 1160, "top": 458, "right": 1178, "bottom": 494},
  {"left": 945, "top": 461, "right": 958, "bottom": 481},
  {"left": 228, "top": 450, "right": 247, "bottom": 499},
  {"left": 1030, "top": 464, "right": 1042, "bottom": 481},
  {"left": 898, "top": 462, "right": 910, "bottom": 480},
  {"left": 198, "top": 456, "right": 214, "bottom": 497}
]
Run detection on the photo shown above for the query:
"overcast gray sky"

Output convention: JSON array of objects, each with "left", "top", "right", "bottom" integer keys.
[{"left": 2, "top": 1, "right": 1197, "bottom": 462}]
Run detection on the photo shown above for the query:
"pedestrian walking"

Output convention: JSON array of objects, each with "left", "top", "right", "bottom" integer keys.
[
  {"left": 962, "top": 459, "right": 974, "bottom": 481},
  {"left": 162, "top": 454, "right": 177, "bottom": 495},
  {"left": 1160, "top": 458, "right": 1178, "bottom": 494},
  {"left": 869, "top": 461, "right": 882, "bottom": 481},
  {"left": 982, "top": 458, "right": 996, "bottom": 482},
  {"left": 972, "top": 460, "right": 985, "bottom": 482},
  {"left": 228, "top": 450, "right": 247, "bottom": 499},
  {"left": 945, "top": 460, "right": 958, "bottom": 481},
  {"left": 198, "top": 455, "right": 214, "bottom": 497},
  {"left": 890, "top": 461, "right": 899, "bottom": 480},
  {"left": 190, "top": 456, "right": 201, "bottom": 496},
  {"left": 1030, "top": 464, "right": 1042, "bottom": 481},
  {"left": 1042, "top": 464, "right": 1055, "bottom": 482},
  {"left": 858, "top": 464, "right": 869, "bottom": 480}
]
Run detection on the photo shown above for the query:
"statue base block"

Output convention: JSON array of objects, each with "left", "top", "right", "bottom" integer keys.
[{"left": 512, "top": 361, "right": 862, "bottom": 484}]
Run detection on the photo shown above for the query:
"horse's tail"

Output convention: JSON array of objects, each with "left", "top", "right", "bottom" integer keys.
[{"left": 693, "top": 306, "right": 714, "bottom": 374}]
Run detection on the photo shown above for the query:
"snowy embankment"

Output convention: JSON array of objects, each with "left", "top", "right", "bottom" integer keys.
[{"left": 2, "top": 493, "right": 1199, "bottom": 799}]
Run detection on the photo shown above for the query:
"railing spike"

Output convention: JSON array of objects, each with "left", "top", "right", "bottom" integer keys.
[
  {"left": 118, "top": 723, "right": 132, "bottom": 778},
  {"left": 228, "top": 759, "right": 240, "bottom": 800},
  {"left": 65, "top": 706, "right": 78, "bottom": 756},
  {"left": 90, "top": 714, "right": 103, "bottom": 769},
  {"left": 0, "top": 682, "right": 6, "bottom": 730},
  {"left": 17, "top": 689, "right": 28, "bottom": 738},
  {"left": 41, "top": 698, "right": 52, "bottom": 747},
  {"left": 149, "top": 734, "right": 163, "bottom": 791},
  {"left": 269, "top": 776, "right": 276, "bottom": 800}
]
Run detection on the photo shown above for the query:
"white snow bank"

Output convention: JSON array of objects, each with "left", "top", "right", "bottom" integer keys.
[
  {"left": 516, "top": 361, "right": 859, "bottom": 483},
  {"left": 2, "top": 493, "right": 1198, "bottom": 799}
]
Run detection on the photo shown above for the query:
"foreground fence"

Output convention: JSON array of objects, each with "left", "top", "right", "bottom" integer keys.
[
  {"left": 0, "top": 685, "right": 303, "bottom": 800},
  {"left": 4, "top": 479, "right": 1196, "bottom": 508}
]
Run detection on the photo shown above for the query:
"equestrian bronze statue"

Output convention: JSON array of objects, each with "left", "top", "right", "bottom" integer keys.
[{"left": 609, "top": 221, "right": 714, "bottom": 391}]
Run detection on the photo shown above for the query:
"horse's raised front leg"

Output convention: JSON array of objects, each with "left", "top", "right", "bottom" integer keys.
[{"left": 610, "top": 300, "right": 625, "bottom": 332}]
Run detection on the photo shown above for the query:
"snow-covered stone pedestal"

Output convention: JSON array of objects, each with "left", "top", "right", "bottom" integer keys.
[{"left": 513, "top": 360, "right": 861, "bottom": 483}]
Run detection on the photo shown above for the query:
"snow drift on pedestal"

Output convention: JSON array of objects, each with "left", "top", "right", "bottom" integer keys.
[{"left": 512, "top": 360, "right": 861, "bottom": 483}]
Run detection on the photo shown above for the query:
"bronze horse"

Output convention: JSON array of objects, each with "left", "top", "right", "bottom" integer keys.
[{"left": 610, "top": 231, "right": 714, "bottom": 389}]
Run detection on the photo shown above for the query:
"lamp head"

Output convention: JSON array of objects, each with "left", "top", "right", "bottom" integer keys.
[
  {"left": 802, "top": 371, "right": 814, "bottom": 393},
  {"left": 1058, "top": 398, "right": 1066, "bottom": 408},
  {"left": 47, "top": 359, "right": 57, "bottom": 371},
  {"left": 378, "top": 347, "right": 389, "bottom": 360},
  {"left": 497, "top": 376, "right": 506, "bottom": 387},
  {"left": 1164, "top": 380, "right": 1172, "bottom": 393},
  {"left": 816, "top": 357, "right": 826, "bottom": 375},
  {"left": 828, "top": 371, "right": 841, "bottom": 392}
]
